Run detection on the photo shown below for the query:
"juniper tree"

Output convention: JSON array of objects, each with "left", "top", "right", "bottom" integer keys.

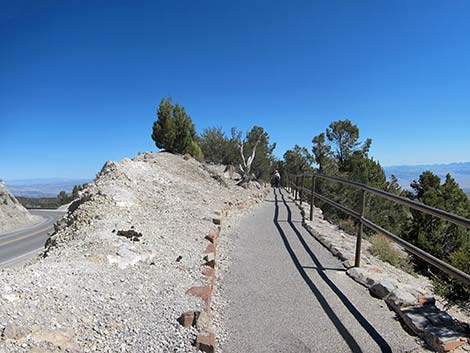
[
  {"left": 151, "top": 97, "right": 202, "bottom": 157},
  {"left": 404, "top": 172, "right": 470, "bottom": 262},
  {"left": 283, "top": 145, "right": 314, "bottom": 175},
  {"left": 199, "top": 127, "right": 230, "bottom": 164},
  {"left": 152, "top": 97, "right": 176, "bottom": 152}
]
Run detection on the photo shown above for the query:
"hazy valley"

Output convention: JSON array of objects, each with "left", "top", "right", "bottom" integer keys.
[{"left": 384, "top": 162, "right": 470, "bottom": 194}]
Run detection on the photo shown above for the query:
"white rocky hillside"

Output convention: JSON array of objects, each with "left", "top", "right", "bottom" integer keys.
[
  {"left": 0, "top": 152, "right": 266, "bottom": 353},
  {"left": 0, "top": 181, "right": 42, "bottom": 234}
]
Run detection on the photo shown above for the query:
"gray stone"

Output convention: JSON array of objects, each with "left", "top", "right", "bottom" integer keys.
[
  {"left": 423, "top": 325, "right": 466, "bottom": 352},
  {"left": 331, "top": 247, "right": 344, "bottom": 259},
  {"left": 386, "top": 288, "right": 417, "bottom": 310},
  {"left": 365, "top": 275, "right": 380, "bottom": 287},
  {"left": 342, "top": 259, "right": 355, "bottom": 269},
  {"left": 1, "top": 322, "right": 28, "bottom": 340},
  {"left": 400, "top": 307, "right": 431, "bottom": 334},
  {"left": 369, "top": 280, "right": 397, "bottom": 299},
  {"left": 321, "top": 239, "right": 332, "bottom": 249},
  {"left": 346, "top": 267, "right": 370, "bottom": 287},
  {"left": 425, "top": 307, "right": 454, "bottom": 327}
]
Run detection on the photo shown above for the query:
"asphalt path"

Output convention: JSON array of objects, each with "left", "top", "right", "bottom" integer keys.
[
  {"left": 221, "top": 188, "right": 421, "bottom": 353},
  {"left": 0, "top": 209, "right": 65, "bottom": 267}
]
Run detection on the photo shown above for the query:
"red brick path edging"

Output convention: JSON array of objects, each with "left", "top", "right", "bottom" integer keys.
[
  {"left": 178, "top": 190, "right": 269, "bottom": 353},
  {"left": 178, "top": 211, "right": 222, "bottom": 353}
]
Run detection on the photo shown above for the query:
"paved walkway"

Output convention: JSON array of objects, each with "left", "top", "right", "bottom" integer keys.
[{"left": 221, "top": 188, "right": 421, "bottom": 353}]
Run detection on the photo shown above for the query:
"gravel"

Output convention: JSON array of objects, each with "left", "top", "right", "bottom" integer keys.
[{"left": 0, "top": 152, "right": 265, "bottom": 352}]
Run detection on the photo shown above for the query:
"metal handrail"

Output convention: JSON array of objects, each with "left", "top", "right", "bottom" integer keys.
[
  {"left": 302, "top": 172, "right": 470, "bottom": 228},
  {"left": 286, "top": 172, "right": 470, "bottom": 285}
]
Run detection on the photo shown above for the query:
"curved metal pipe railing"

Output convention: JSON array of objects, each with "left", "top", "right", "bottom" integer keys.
[{"left": 286, "top": 172, "right": 470, "bottom": 285}]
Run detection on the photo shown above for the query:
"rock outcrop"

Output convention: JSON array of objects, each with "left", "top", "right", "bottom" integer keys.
[
  {"left": 0, "top": 181, "right": 41, "bottom": 234},
  {"left": 0, "top": 152, "right": 267, "bottom": 352}
]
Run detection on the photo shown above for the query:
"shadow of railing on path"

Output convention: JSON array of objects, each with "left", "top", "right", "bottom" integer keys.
[
  {"left": 273, "top": 188, "right": 393, "bottom": 353},
  {"left": 302, "top": 266, "right": 347, "bottom": 272},
  {"left": 264, "top": 198, "right": 294, "bottom": 203}
]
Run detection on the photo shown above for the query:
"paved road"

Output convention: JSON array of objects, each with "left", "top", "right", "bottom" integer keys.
[
  {"left": 222, "top": 188, "right": 421, "bottom": 353},
  {"left": 0, "top": 209, "right": 64, "bottom": 267}
]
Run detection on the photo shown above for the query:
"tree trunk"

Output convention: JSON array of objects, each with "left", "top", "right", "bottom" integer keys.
[{"left": 237, "top": 138, "right": 259, "bottom": 188}]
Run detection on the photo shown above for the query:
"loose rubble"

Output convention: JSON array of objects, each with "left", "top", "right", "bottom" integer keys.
[
  {"left": 0, "top": 152, "right": 266, "bottom": 352},
  {"left": 293, "top": 194, "right": 469, "bottom": 353},
  {"left": 0, "top": 181, "right": 42, "bottom": 234}
]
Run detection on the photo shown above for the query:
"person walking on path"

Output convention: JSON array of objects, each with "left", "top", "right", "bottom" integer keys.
[{"left": 272, "top": 170, "right": 281, "bottom": 188}]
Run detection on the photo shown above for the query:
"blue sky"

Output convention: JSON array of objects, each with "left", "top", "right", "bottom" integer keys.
[{"left": 1, "top": 0, "right": 469, "bottom": 180}]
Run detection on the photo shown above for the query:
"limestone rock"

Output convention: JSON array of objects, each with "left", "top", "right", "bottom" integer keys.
[
  {"left": 386, "top": 288, "right": 417, "bottom": 309},
  {"left": 0, "top": 152, "right": 268, "bottom": 352},
  {"left": 1, "top": 322, "right": 29, "bottom": 340},
  {"left": 0, "top": 181, "right": 42, "bottom": 234},
  {"left": 369, "top": 279, "right": 398, "bottom": 299}
]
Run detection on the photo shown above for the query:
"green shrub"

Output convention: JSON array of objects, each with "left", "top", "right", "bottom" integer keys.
[
  {"left": 434, "top": 243, "right": 470, "bottom": 302},
  {"left": 16, "top": 197, "right": 60, "bottom": 209},
  {"left": 338, "top": 217, "right": 357, "bottom": 235},
  {"left": 199, "top": 127, "right": 234, "bottom": 164},
  {"left": 187, "top": 140, "right": 204, "bottom": 161},
  {"left": 369, "top": 234, "right": 414, "bottom": 274}
]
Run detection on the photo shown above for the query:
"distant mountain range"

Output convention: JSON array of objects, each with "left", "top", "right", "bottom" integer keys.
[
  {"left": 4, "top": 178, "right": 92, "bottom": 197},
  {"left": 384, "top": 162, "right": 470, "bottom": 193},
  {"left": 4, "top": 163, "right": 470, "bottom": 198}
]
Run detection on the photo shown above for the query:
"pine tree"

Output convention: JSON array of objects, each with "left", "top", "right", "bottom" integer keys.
[
  {"left": 312, "top": 132, "right": 335, "bottom": 173},
  {"left": 325, "top": 119, "right": 371, "bottom": 171},
  {"left": 172, "top": 103, "right": 195, "bottom": 154},
  {"left": 151, "top": 97, "right": 201, "bottom": 156},
  {"left": 283, "top": 145, "right": 314, "bottom": 175},
  {"left": 151, "top": 97, "right": 176, "bottom": 152},
  {"left": 199, "top": 127, "right": 229, "bottom": 164},
  {"left": 404, "top": 172, "right": 470, "bottom": 262}
]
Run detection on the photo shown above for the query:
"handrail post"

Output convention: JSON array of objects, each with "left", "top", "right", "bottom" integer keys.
[
  {"left": 309, "top": 175, "right": 316, "bottom": 221},
  {"left": 300, "top": 174, "right": 305, "bottom": 205},
  {"left": 354, "top": 189, "right": 366, "bottom": 267}
]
